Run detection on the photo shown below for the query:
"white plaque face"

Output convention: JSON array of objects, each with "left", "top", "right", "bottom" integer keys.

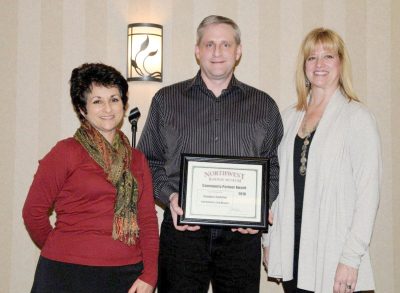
[{"left": 178, "top": 155, "right": 269, "bottom": 229}]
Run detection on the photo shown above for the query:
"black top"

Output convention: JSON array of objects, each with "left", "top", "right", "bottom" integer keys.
[
  {"left": 292, "top": 130, "right": 316, "bottom": 281},
  {"left": 137, "top": 71, "right": 284, "bottom": 206}
]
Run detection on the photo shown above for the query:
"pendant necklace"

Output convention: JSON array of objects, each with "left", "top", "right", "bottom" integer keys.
[{"left": 299, "top": 120, "right": 318, "bottom": 176}]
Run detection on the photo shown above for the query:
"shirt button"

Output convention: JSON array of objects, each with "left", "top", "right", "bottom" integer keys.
[{"left": 215, "top": 137, "right": 219, "bottom": 141}]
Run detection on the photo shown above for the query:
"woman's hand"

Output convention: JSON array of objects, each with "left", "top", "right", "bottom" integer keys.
[
  {"left": 231, "top": 208, "right": 274, "bottom": 234},
  {"left": 263, "top": 246, "right": 269, "bottom": 270},
  {"left": 128, "top": 278, "right": 154, "bottom": 293},
  {"left": 333, "top": 263, "right": 358, "bottom": 293},
  {"left": 269, "top": 209, "right": 273, "bottom": 225}
]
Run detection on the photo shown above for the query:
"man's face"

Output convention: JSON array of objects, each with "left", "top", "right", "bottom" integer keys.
[{"left": 195, "top": 23, "right": 242, "bottom": 83}]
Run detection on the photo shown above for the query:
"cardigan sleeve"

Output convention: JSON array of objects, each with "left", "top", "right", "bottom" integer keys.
[
  {"left": 339, "top": 107, "right": 382, "bottom": 268},
  {"left": 134, "top": 149, "right": 160, "bottom": 288},
  {"left": 261, "top": 199, "right": 278, "bottom": 248},
  {"left": 22, "top": 140, "right": 72, "bottom": 248}
]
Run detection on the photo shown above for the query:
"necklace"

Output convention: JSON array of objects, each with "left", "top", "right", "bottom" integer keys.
[{"left": 299, "top": 122, "right": 317, "bottom": 176}]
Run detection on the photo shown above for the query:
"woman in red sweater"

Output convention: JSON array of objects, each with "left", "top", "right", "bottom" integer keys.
[{"left": 23, "top": 63, "right": 159, "bottom": 293}]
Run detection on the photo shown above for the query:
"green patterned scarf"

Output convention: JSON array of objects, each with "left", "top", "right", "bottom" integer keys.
[{"left": 74, "top": 120, "right": 139, "bottom": 245}]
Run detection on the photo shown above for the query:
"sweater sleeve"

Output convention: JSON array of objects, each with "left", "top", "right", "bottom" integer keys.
[
  {"left": 339, "top": 107, "right": 382, "bottom": 268},
  {"left": 22, "top": 141, "right": 71, "bottom": 248},
  {"left": 261, "top": 198, "right": 279, "bottom": 248},
  {"left": 137, "top": 92, "right": 176, "bottom": 205},
  {"left": 134, "top": 150, "right": 160, "bottom": 288}
]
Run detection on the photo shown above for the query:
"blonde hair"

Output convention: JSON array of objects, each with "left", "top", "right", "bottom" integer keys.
[{"left": 295, "top": 27, "right": 359, "bottom": 110}]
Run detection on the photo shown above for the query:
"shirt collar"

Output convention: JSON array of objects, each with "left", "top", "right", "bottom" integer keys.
[{"left": 185, "top": 70, "right": 246, "bottom": 94}]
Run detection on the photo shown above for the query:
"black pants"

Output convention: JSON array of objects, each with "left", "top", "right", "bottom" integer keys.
[
  {"left": 157, "top": 208, "right": 261, "bottom": 293},
  {"left": 31, "top": 256, "right": 143, "bottom": 293},
  {"left": 283, "top": 280, "right": 313, "bottom": 293}
]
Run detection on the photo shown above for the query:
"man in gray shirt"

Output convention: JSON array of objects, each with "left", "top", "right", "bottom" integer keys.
[{"left": 138, "top": 15, "right": 283, "bottom": 293}]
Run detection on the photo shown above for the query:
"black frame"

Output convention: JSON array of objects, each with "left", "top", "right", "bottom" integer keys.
[{"left": 178, "top": 154, "right": 269, "bottom": 230}]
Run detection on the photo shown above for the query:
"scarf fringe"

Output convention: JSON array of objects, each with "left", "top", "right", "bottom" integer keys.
[{"left": 112, "top": 213, "right": 139, "bottom": 246}]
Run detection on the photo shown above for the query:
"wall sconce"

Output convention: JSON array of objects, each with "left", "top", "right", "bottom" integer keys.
[{"left": 127, "top": 23, "right": 163, "bottom": 82}]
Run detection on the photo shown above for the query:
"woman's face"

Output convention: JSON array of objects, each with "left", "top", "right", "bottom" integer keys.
[
  {"left": 305, "top": 43, "right": 341, "bottom": 92},
  {"left": 81, "top": 84, "right": 124, "bottom": 143}
]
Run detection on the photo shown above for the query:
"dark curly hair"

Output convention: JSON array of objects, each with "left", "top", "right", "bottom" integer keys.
[{"left": 70, "top": 63, "right": 129, "bottom": 121}]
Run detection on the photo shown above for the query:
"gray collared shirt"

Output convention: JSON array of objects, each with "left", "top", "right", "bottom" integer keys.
[{"left": 137, "top": 71, "right": 283, "bottom": 206}]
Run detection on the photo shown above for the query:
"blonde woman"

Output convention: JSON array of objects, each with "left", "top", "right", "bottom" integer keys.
[{"left": 264, "top": 28, "right": 381, "bottom": 293}]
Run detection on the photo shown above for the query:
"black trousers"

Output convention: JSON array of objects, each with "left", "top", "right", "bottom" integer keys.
[
  {"left": 157, "top": 208, "right": 261, "bottom": 293},
  {"left": 31, "top": 256, "right": 143, "bottom": 293},
  {"left": 283, "top": 280, "right": 313, "bottom": 293}
]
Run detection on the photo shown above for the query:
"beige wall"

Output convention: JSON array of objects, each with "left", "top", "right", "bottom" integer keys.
[
  {"left": 0, "top": 0, "right": 398, "bottom": 292},
  {"left": 391, "top": 0, "right": 400, "bottom": 288}
]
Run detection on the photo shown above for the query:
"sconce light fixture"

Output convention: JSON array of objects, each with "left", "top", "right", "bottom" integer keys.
[{"left": 127, "top": 23, "right": 163, "bottom": 82}]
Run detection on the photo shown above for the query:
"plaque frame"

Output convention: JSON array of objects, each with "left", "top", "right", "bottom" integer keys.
[{"left": 177, "top": 154, "right": 269, "bottom": 229}]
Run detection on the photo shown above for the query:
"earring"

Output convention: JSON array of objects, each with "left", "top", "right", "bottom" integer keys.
[{"left": 305, "top": 79, "right": 311, "bottom": 87}]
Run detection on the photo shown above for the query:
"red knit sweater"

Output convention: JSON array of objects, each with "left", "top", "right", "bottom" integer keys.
[{"left": 23, "top": 138, "right": 159, "bottom": 287}]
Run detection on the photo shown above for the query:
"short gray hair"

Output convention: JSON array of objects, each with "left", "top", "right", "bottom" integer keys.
[{"left": 196, "top": 15, "right": 241, "bottom": 45}]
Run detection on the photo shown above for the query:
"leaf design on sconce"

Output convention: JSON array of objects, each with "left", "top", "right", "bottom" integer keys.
[
  {"left": 143, "top": 49, "right": 159, "bottom": 75},
  {"left": 131, "top": 59, "right": 143, "bottom": 76},
  {"left": 148, "top": 49, "right": 158, "bottom": 57},
  {"left": 132, "top": 35, "right": 150, "bottom": 77},
  {"left": 131, "top": 59, "right": 139, "bottom": 69},
  {"left": 139, "top": 36, "right": 149, "bottom": 52},
  {"left": 149, "top": 71, "right": 162, "bottom": 78},
  {"left": 132, "top": 34, "right": 161, "bottom": 81}
]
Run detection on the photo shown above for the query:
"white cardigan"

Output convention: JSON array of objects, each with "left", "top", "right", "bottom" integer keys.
[{"left": 264, "top": 90, "right": 382, "bottom": 292}]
